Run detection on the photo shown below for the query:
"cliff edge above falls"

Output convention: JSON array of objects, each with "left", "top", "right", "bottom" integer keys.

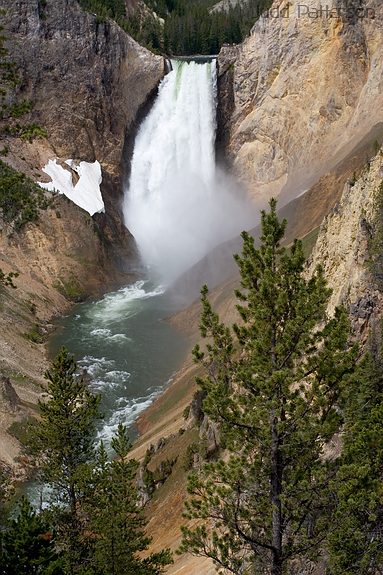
[
  {"left": 218, "top": 0, "right": 383, "bottom": 205},
  {"left": 0, "top": 0, "right": 164, "bottom": 470}
]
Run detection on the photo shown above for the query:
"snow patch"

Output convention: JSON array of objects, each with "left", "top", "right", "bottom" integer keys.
[{"left": 38, "top": 159, "right": 105, "bottom": 216}]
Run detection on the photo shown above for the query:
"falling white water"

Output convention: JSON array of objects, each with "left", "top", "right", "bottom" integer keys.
[{"left": 124, "top": 59, "right": 256, "bottom": 284}]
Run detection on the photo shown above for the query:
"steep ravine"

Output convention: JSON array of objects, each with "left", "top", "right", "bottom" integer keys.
[
  {"left": 0, "top": 4, "right": 383, "bottom": 574},
  {"left": 0, "top": 0, "right": 164, "bottom": 470}
]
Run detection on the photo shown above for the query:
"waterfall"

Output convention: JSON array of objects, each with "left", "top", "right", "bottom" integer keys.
[{"left": 123, "top": 59, "right": 255, "bottom": 284}]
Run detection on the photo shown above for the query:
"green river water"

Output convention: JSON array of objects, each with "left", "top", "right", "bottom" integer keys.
[{"left": 49, "top": 280, "right": 188, "bottom": 445}]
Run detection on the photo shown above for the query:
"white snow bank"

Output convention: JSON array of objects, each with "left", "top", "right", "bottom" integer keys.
[{"left": 38, "top": 159, "right": 105, "bottom": 216}]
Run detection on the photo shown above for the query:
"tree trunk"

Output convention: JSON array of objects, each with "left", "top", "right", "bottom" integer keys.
[
  {"left": 68, "top": 480, "right": 78, "bottom": 575},
  {"left": 69, "top": 481, "right": 77, "bottom": 519},
  {"left": 271, "top": 410, "right": 283, "bottom": 575},
  {"left": 270, "top": 306, "right": 283, "bottom": 575}
]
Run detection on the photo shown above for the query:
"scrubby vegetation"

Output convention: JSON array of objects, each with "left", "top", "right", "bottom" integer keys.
[
  {"left": 0, "top": 19, "right": 47, "bottom": 141},
  {"left": 54, "top": 275, "right": 86, "bottom": 302},
  {"left": 23, "top": 323, "right": 45, "bottom": 344},
  {"left": 0, "top": 268, "right": 18, "bottom": 288},
  {"left": 4, "top": 123, "right": 47, "bottom": 143},
  {"left": 0, "top": 19, "right": 48, "bottom": 232},
  {"left": 0, "top": 160, "right": 48, "bottom": 231},
  {"left": 78, "top": 0, "right": 273, "bottom": 55}
]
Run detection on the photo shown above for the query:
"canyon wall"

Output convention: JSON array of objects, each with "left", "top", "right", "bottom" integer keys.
[
  {"left": 309, "top": 148, "right": 383, "bottom": 345},
  {"left": 217, "top": 0, "right": 383, "bottom": 341},
  {"left": 0, "top": 0, "right": 164, "bottom": 310},
  {"left": 218, "top": 0, "right": 383, "bottom": 206},
  {"left": 0, "top": 0, "right": 163, "bottom": 469},
  {"left": 1, "top": 0, "right": 163, "bottom": 262}
]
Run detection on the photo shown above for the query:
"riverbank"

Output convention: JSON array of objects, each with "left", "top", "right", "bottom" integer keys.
[{"left": 0, "top": 196, "right": 135, "bottom": 474}]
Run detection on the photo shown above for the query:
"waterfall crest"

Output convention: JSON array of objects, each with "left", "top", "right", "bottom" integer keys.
[{"left": 124, "top": 59, "right": 255, "bottom": 284}]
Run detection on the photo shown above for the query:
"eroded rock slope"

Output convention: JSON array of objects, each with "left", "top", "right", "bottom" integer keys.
[{"left": 219, "top": 0, "right": 383, "bottom": 205}]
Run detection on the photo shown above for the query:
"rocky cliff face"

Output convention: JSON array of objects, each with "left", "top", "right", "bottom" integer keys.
[
  {"left": 308, "top": 148, "right": 383, "bottom": 345},
  {"left": 1, "top": 0, "right": 164, "bottom": 260},
  {"left": 0, "top": 0, "right": 164, "bottom": 302},
  {"left": 3, "top": 0, "right": 163, "bottom": 178},
  {"left": 218, "top": 0, "right": 383, "bottom": 205}
]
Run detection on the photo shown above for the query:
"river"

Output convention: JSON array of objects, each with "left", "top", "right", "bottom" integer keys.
[{"left": 49, "top": 280, "right": 188, "bottom": 445}]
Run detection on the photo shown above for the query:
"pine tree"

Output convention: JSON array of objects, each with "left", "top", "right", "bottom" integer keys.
[
  {"left": 328, "top": 347, "right": 383, "bottom": 574},
  {"left": 86, "top": 424, "right": 172, "bottom": 575},
  {"left": 0, "top": 497, "right": 59, "bottom": 575},
  {"left": 180, "top": 200, "right": 357, "bottom": 574},
  {"left": 27, "top": 348, "right": 102, "bottom": 573}
]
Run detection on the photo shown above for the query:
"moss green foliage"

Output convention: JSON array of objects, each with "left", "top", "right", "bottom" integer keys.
[
  {"left": 0, "top": 99, "right": 32, "bottom": 120},
  {"left": 182, "top": 404, "right": 190, "bottom": 420},
  {"left": 86, "top": 429, "right": 172, "bottom": 574},
  {"left": 142, "top": 444, "right": 177, "bottom": 495},
  {"left": 26, "top": 348, "right": 102, "bottom": 572},
  {"left": 184, "top": 442, "right": 199, "bottom": 471},
  {"left": 7, "top": 418, "right": 35, "bottom": 445},
  {"left": 23, "top": 324, "right": 45, "bottom": 344},
  {"left": 0, "top": 160, "right": 48, "bottom": 231},
  {"left": 180, "top": 200, "right": 357, "bottom": 574},
  {"left": 54, "top": 275, "right": 85, "bottom": 302},
  {"left": 1, "top": 497, "right": 59, "bottom": 574},
  {"left": 4, "top": 122, "right": 48, "bottom": 142},
  {"left": 156, "top": 457, "right": 177, "bottom": 483},
  {"left": 78, "top": 0, "right": 273, "bottom": 55},
  {"left": 183, "top": 441, "right": 208, "bottom": 471},
  {"left": 300, "top": 226, "right": 320, "bottom": 259}
]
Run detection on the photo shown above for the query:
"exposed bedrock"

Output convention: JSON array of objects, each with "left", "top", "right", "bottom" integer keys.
[
  {"left": 1, "top": 0, "right": 164, "bottom": 276},
  {"left": 218, "top": 0, "right": 383, "bottom": 205}
]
